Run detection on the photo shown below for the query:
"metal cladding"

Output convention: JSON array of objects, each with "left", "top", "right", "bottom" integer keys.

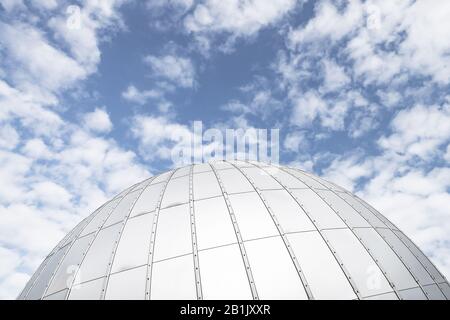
[{"left": 18, "top": 161, "right": 450, "bottom": 300}]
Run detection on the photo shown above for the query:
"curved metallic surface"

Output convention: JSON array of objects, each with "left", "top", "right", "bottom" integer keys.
[{"left": 18, "top": 160, "right": 450, "bottom": 300}]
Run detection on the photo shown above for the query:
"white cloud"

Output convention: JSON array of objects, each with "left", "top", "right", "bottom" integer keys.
[
  {"left": 0, "top": 124, "right": 20, "bottom": 150},
  {"left": 29, "top": 181, "right": 73, "bottom": 208},
  {"left": 322, "top": 152, "right": 373, "bottom": 191},
  {"left": 0, "top": 150, "right": 32, "bottom": 204},
  {"left": 222, "top": 89, "right": 281, "bottom": 119},
  {"left": 444, "top": 144, "right": 450, "bottom": 162},
  {"left": 288, "top": 0, "right": 363, "bottom": 47},
  {"left": 291, "top": 91, "right": 327, "bottom": 127},
  {"left": 277, "top": 0, "right": 450, "bottom": 145},
  {"left": 184, "top": 0, "right": 298, "bottom": 52},
  {"left": 146, "top": 0, "right": 194, "bottom": 31},
  {"left": 321, "top": 59, "right": 350, "bottom": 92},
  {"left": 390, "top": 169, "right": 450, "bottom": 197},
  {"left": 121, "top": 84, "right": 161, "bottom": 105},
  {"left": 284, "top": 131, "right": 308, "bottom": 153},
  {"left": 0, "top": 0, "right": 25, "bottom": 12},
  {"left": 290, "top": 91, "right": 349, "bottom": 130},
  {"left": 0, "top": 270, "right": 28, "bottom": 300},
  {"left": 48, "top": 0, "right": 130, "bottom": 74},
  {"left": 221, "top": 101, "right": 251, "bottom": 114},
  {"left": 398, "top": 0, "right": 450, "bottom": 84},
  {"left": 132, "top": 115, "right": 195, "bottom": 162},
  {"left": 0, "top": 124, "right": 151, "bottom": 298},
  {"left": 320, "top": 98, "right": 450, "bottom": 280},
  {"left": 144, "top": 54, "right": 196, "bottom": 88},
  {"left": 287, "top": 159, "right": 314, "bottom": 172},
  {"left": 288, "top": 0, "right": 450, "bottom": 88},
  {"left": 378, "top": 103, "right": 450, "bottom": 160},
  {"left": 185, "top": 0, "right": 297, "bottom": 36},
  {"left": 0, "top": 0, "right": 149, "bottom": 299},
  {"left": 30, "top": 0, "right": 58, "bottom": 10},
  {"left": 0, "top": 80, "right": 63, "bottom": 137},
  {"left": 348, "top": 113, "right": 378, "bottom": 139},
  {"left": 377, "top": 90, "right": 401, "bottom": 108},
  {"left": 0, "top": 22, "right": 87, "bottom": 93},
  {"left": 0, "top": 247, "right": 21, "bottom": 279},
  {"left": 21, "top": 139, "right": 53, "bottom": 159},
  {"left": 83, "top": 108, "right": 113, "bottom": 133}
]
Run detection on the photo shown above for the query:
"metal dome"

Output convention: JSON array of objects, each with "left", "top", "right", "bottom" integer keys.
[{"left": 18, "top": 160, "right": 449, "bottom": 300}]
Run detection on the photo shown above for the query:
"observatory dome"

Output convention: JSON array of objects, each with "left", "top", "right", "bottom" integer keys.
[{"left": 19, "top": 161, "right": 449, "bottom": 300}]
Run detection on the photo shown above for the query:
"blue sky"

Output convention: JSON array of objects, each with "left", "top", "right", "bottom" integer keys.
[{"left": 0, "top": 0, "right": 449, "bottom": 298}]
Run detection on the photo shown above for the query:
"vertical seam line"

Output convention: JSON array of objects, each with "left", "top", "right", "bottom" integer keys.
[
  {"left": 189, "top": 165, "right": 203, "bottom": 299},
  {"left": 100, "top": 177, "right": 156, "bottom": 299},
  {"left": 144, "top": 169, "right": 177, "bottom": 300},
  {"left": 209, "top": 161, "right": 259, "bottom": 300},
  {"left": 272, "top": 164, "right": 364, "bottom": 299},
  {"left": 237, "top": 161, "right": 315, "bottom": 300}
]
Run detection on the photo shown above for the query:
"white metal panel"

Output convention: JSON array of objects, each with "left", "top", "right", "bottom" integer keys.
[
  {"left": 377, "top": 229, "right": 434, "bottom": 286},
  {"left": 228, "top": 160, "right": 253, "bottom": 168},
  {"left": 103, "top": 190, "right": 141, "bottom": 228},
  {"left": 315, "top": 190, "right": 370, "bottom": 228},
  {"left": 160, "top": 175, "right": 189, "bottom": 209},
  {"left": 46, "top": 233, "right": 95, "bottom": 295},
  {"left": 287, "top": 231, "right": 356, "bottom": 299},
  {"left": 68, "top": 278, "right": 104, "bottom": 300},
  {"left": 27, "top": 246, "right": 69, "bottom": 300},
  {"left": 58, "top": 217, "right": 92, "bottom": 248},
  {"left": 130, "top": 183, "right": 164, "bottom": 217},
  {"left": 114, "top": 186, "right": 134, "bottom": 199},
  {"left": 438, "top": 282, "right": 450, "bottom": 299},
  {"left": 323, "top": 229, "right": 392, "bottom": 298},
  {"left": 228, "top": 192, "right": 278, "bottom": 241},
  {"left": 43, "top": 289, "right": 68, "bottom": 300},
  {"left": 79, "top": 198, "right": 120, "bottom": 236},
  {"left": 194, "top": 197, "right": 237, "bottom": 250},
  {"left": 172, "top": 166, "right": 190, "bottom": 178},
  {"left": 393, "top": 230, "right": 446, "bottom": 283},
  {"left": 291, "top": 189, "right": 346, "bottom": 229},
  {"left": 150, "top": 170, "right": 173, "bottom": 184},
  {"left": 261, "top": 190, "right": 315, "bottom": 233},
  {"left": 74, "top": 223, "right": 121, "bottom": 284},
  {"left": 311, "top": 176, "right": 347, "bottom": 192},
  {"left": 336, "top": 192, "right": 387, "bottom": 228},
  {"left": 111, "top": 213, "right": 154, "bottom": 273},
  {"left": 360, "top": 201, "right": 398, "bottom": 230},
  {"left": 398, "top": 287, "right": 427, "bottom": 300},
  {"left": 240, "top": 167, "right": 282, "bottom": 190},
  {"left": 193, "top": 163, "right": 213, "bottom": 173},
  {"left": 130, "top": 179, "right": 150, "bottom": 192},
  {"left": 105, "top": 266, "right": 147, "bottom": 300},
  {"left": 150, "top": 255, "right": 197, "bottom": 300},
  {"left": 245, "top": 236, "right": 308, "bottom": 300},
  {"left": 284, "top": 168, "right": 327, "bottom": 189},
  {"left": 215, "top": 168, "right": 254, "bottom": 194},
  {"left": 422, "top": 284, "right": 446, "bottom": 300},
  {"left": 19, "top": 256, "right": 50, "bottom": 299},
  {"left": 193, "top": 171, "right": 222, "bottom": 200},
  {"left": 153, "top": 204, "right": 192, "bottom": 261},
  {"left": 269, "top": 167, "right": 309, "bottom": 189},
  {"left": 211, "top": 161, "right": 235, "bottom": 170},
  {"left": 353, "top": 228, "right": 418, "bottom": 291},
  {"left": 364, "top": 292, "right": 398, "bottom": 300},
  {"left": 198, "top": 244, "right": 252, "bottom": 300}
]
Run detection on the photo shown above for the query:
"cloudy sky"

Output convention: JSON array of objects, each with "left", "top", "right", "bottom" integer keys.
[{"left": 1, "top": 0, "right": 449, "bottom": 299}]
